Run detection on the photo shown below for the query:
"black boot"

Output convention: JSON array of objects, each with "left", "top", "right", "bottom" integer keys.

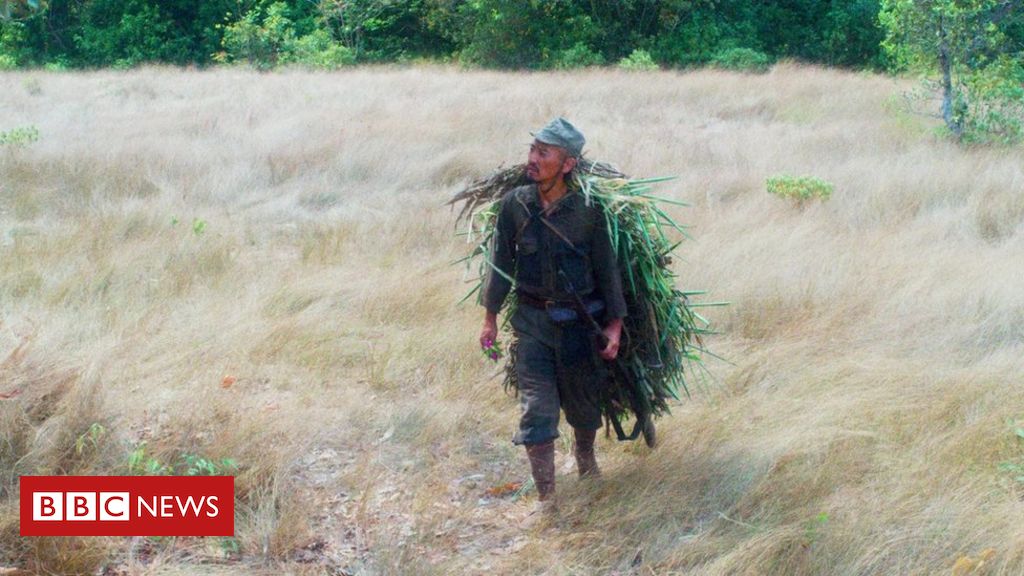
[
  {"left": 525, "top": 441, "right": 557, "bottom": 504},
  {"left": 573, "top": 427, "right": 601, "bottom": 478}
]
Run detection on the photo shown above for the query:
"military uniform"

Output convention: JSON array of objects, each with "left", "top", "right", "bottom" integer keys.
[{"left": 482, "top": 183, "right": 628, "bottom": 446}]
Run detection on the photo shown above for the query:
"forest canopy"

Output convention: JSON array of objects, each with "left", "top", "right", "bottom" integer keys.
[{"left": 0, "top": 0, "right": 890, "bottom": 70}]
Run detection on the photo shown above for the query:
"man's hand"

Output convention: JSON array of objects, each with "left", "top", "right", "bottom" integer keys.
[
  {"left": 480, "top": 312, "right": 498, "bottom": 350},
  {"left": 600, "top": 318, "right": 623, "bottom": 361}
]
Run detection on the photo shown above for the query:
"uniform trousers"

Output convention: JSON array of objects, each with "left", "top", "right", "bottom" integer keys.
[{"left": 510, "top": 303, "right": 607, "bottom": 446}]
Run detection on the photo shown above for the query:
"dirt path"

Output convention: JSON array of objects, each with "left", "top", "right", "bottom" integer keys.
[{"left": 291, "top": 437, "right": 584, "bottom": 574}]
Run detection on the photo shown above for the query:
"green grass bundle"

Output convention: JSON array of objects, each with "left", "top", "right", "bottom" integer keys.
[
  {"left": 450, "top": 161, "right": 723, "bottom": 433},
  {"left": 766, "top": 173, "right": 833, "bottom": 203},
  {"left": 0, "top": 126, "right": 40, "bottom": 146}
]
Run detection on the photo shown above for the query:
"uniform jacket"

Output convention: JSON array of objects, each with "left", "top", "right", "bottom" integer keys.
[{"left": 481, "top": 183, "right": 628, "bottom": 320}]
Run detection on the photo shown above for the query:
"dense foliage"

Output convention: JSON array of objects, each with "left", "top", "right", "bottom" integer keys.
[
  {"left": 880, "top": 0, "right": 1024, "bottom": 143},
  {"left": 1, "top": 0, "right": 887, "bottom": 70}
]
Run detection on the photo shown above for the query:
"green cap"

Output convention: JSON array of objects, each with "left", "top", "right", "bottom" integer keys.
[{"left": 531, "top": 117, "right": 585, "bottom": 158}]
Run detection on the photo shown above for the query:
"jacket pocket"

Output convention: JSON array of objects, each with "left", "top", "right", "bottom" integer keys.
[{"left": 516, "top": 235, "right": 542, "bottom": 288}]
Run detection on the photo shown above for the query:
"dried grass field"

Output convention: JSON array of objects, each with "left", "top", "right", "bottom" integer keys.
[{"left": 1, "top": 64, "right": 1024, "bottom": 575}]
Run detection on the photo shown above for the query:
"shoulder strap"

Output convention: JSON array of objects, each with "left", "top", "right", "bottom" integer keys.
[
  {"left": 513, "top": 191, "right": 587, "bottom": 258},
  {"left": 539, "top": 217, "right": 585, "bottom": 258},
  {"left": 513, "top": 192, "right": 539, "bottom": 240}
]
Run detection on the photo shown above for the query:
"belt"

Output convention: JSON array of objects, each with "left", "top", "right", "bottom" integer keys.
[
  {"left": 516, "top": 290, "right": 605, "bottom": 319},
  {"left": 516, "top": 290, "right": 575, "bottom": 311}
]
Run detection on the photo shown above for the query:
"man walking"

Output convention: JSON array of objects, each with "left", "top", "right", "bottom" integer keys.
[{"left": 479, "top": 118, "right": 628, "bottom": 513}]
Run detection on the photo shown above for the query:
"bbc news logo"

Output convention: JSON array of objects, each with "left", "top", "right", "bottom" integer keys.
[
  {"left": 33, "top": 491, "right": 133, "bottom": 521},
  {"left": 20, "top": 476, "right": 234, "bottom": 536}
]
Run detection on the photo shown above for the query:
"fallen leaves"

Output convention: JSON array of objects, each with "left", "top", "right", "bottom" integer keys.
[{"left": 484, "top": 482, "right": 522, "bottom": 499}]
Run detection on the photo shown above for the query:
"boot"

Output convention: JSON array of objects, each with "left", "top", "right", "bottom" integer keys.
[
  {"left": 642, "top": 416, "right": 657, "bottom": 449},
  {"left": 573, "top": 427, "right": 601, "bottom": 478},
  {"left": 525, "top": 441, "right": 556, "bottom": 505}
]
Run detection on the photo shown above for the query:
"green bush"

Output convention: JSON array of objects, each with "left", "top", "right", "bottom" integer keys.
[
  {"left": 710, "top": 47, "right": 771, "bottom": 72},
  {"left": 618, "top": 48, "right": 658, "bottom": 71},
  {"left": 219, "top": 2, "right": 353, "bottom": 71},
  {"left": 126, "top": 442, "right": 239, "bottom": 476},
  {"left": 881, "top": 0, "right": 1024, "bottom": 144},
  {"left": 0, "top": 18, "right": 28, "bottom": 68},
  {"left": 74, "top": 0, "right": 188, "bottom": 67},
  {"left": 450, "top": 0, "right": 600, "bottom": 69},
  {"left": 218, "top": 2, "right": 295, "bottom": 70},
  {"left": 281, "top": 28, "right": 355, "bottom": 70},
  {"left": 318, "top": 0, "right": 451, "bottom": 62},
  {"left": 0, "top": 126, "right": 40, "bottom": 146},
  {"left": 650, "top": 4, "right": 759, "bottom": 68},
  {"left": 767, "top": 174, "right": 833, "bottom": 203},
  {"left": 550, "top": 41, "right": 605, "bottom": 69},
  {"left": 821, "top": 0, "right": 887, "bottom": 68},
  {"left": 960, "top": 57, "right": 1024, "bottom": 146}
]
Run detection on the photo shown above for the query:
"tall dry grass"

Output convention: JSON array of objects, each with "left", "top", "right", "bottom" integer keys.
[{"left": 1, "top": 63, "right": 1022, "bottom": 575}]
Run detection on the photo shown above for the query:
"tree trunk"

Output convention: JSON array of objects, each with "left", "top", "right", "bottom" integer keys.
[{"left": 938, "top": 23, "right": 963, "bottom": 140}]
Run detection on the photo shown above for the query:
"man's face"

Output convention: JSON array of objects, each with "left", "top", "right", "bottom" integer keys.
[{"left": 526, "top": 141, "right": 575, "bottom": 184}]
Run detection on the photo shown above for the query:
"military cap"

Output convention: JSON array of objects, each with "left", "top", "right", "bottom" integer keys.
[{"left": 531, "top": 117, "right": 585, "bottom": 158}]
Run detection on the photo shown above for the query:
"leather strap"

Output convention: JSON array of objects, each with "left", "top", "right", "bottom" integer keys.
[{"left": 516, "top": 290, "right": 572, "bottom": 310}]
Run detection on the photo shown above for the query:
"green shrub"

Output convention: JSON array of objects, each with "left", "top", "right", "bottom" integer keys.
[
  {"left": 219, "top": 3, "right": 354, "bottom": 71},
  {"left": 126, "top": 442, "right": 239, "bottom": 476},
  {"left": 960, "top": 57, "right": 1024, "bottom": 146},
  {"left": 281, "top": 29, "right": 355, "bottom": 70},
  {"left": 0, "top": 18, "right": 27, "bottom": 69},
  {"left": 767, "top": 174, "right": 833, "bottom": 203},
  {"left": 550, "top": 41, "right": 605, "bottom": 69},
  {"left": 0, "top": 125, "right": 40, "bottom": 146},
  {"left": 649, "top": 7, "right": 758, "bottom": 68},
  {"left": 447, "top": 0, "right": 599, "bottom": 69},
  {"left": 218, "top": 2, "right": 295, "bottom": 70},
  {"left": 618, "top": 48, "right": 658, "bottom": 71},
  {"left": 881, "top": 0, "right": 1024, "bottom": 145},
  {"left": 711, "top": 47, "right": 772, "bottom": 72},
  {"left": 74, "top": 0, "right": 187, "bottom": 67}
]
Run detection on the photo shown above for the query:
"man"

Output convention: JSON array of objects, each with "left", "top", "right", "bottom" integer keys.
[{"left": 479, "top": 117, "right": 627, "bottom": 512}]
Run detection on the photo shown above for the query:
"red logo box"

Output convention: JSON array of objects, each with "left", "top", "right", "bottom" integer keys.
[{"left": 20, "top": 476, "right": 234, "bottom": 536}]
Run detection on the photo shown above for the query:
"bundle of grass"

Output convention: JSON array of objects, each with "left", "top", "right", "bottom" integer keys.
[
  {"left": 450, "top": 161, "right": 723, "bottom": 442},
  {"left": 766, "top": 173, "right": 834, "bottom": 204}
]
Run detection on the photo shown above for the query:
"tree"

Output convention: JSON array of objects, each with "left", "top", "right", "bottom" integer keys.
[
  {"left": 1, "top": 0, "right": 42, "bottom": 21},
  {"left": 74, "top": 0, "right": 184, "bottom": 66},
  {"left": 218, "top": 1, "right": 355, "bottom": 70},
  {"left": 434, "top": 0, "right": 599, "bottom": 69},
  {"left": 0, "top": 0, "right": 43, "bottom": 67},
  {"left": 880, "top": 0, "right": 1024, "bottom": 143},
  {"left": 219, "top": 1, "right": 296, "bottom": 69},
  {"left": 315, "top": 0, "right": 448, "bottom": 61},
  {"left": 317, "top": 0, "right": 391, "bottom": 59}
]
